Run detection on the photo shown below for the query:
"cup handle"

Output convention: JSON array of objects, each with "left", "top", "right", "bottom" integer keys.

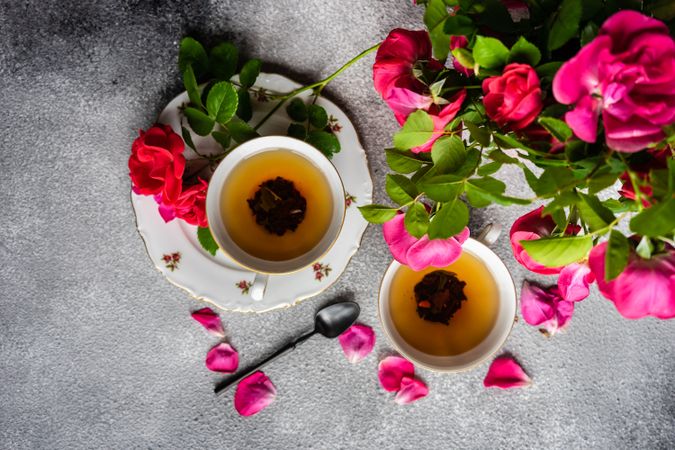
[
  {"left": 477, "top": 223, "right": 502, "bottom": 247},
  {"left": 250, "top": 273, "right": 269, "bottom": 301}
]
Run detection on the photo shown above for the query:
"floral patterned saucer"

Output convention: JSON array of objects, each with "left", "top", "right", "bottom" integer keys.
[{"left": 131, "top": 73, "right": 372, "bottom": 313}]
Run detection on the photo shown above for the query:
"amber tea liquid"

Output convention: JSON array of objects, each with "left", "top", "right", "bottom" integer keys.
[
  {"left": 389, "top": 251, "right": 499, "bottom": 356},
  {"left": 220, "top": 149, "right": 334, "bottom": 261}
]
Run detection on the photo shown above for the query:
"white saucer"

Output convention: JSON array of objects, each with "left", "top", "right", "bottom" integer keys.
[{"left": 131, "top": 73, "right": 372, "bottom": 312}]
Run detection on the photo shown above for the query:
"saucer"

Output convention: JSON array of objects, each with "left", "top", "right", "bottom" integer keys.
[{"left": 131, "top": 73, "right": 372, "bottom": 313}]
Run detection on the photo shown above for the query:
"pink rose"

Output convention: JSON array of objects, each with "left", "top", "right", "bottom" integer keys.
[
  {"left": 482, "top": 63, "right": 543, "bottom": 131},
  {"left": 129, "top": 125, "right": 186, "bottom": 204},
  {"left": 553, "top": 11, "right": 675, "bottom": 152},
  {"left": 509, "top": 206, "right": 581, "bottom": 275},
  {"left": 373, "top": 29, "right": 443, "bottom": 125},
  {"left": 588, "top": 242, "right": 675, "bottom": 319},
  {"left": 156, "top": 178, "right": 209, "bottom": 228},
  {"left": 382, "top": 213, "right": 469, "bottom": 271}
]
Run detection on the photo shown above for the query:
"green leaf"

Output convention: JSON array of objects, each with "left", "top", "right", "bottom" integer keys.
[
  {"left": 236, "top": 89, "right": 252, "bottom": 122},
  {"left": 424, "top": 0, "right": 451, "bottom": 61},
  {"left": 227, "top": 119, "right": 259, "bottom": 143},
  {"left": 538, "top": 116, "right": 572, "bottom": 142},
  {"left": 239, "top": 59, "right": 262, "bottom": 88},
  {"left": 536, "top": 61, "right": 563, "bottom": 78},
  {"left": 287, "top": 123, "right": 307, "bottom": 140},
  {"left": 443, "top": 14, "right": 475, "bottom": 36},
  {"left": 477, "top": 161, "right": 502, "bottom": 176},
  {"left": 542, "top": 190, "right": 580, "bottom": 215},
  {"left": 521, "top": 235, "right": 593, "bottom": 267},
  {"left": 183, "top": 65, "right": 203, "bottom": 108},
  {"left": 472, "top": 36, "right": 510, "bottom": 69},
  {"left": 428, "top": 199, "right": 469, "bottom": 239},
  {"left": 358, "top": 204, "right": 398, "bottom": 224},
  {"left": 630, "top": 198, "right": 675, "bottom": 237},
  {"left": 508, "top": 36, "right": 542, "bottom": 66},
  {"left": 548, "top": 0, "right": 582, "bottom": 52},
  {"left": 179, "top": 37, "right": 209, "bottom": 79},
  {"left": 206, "top": 81, "right": 238, "bottom": 124},
  {"left": 308, "top": 104, "right": 328, "bottom": 129},
  {"left": 605, "top": 230, "right": 630, "bottom": 282},
  {"left": 635, "top": 236, "right": 654, "bottom": 260},
  {"left": 197, "top": 227, "right": 219, "bottom": 256},
  {"left": 184, "top": 107, "right": 215, "bottom": 136},
  {"left": 286, "top": 98, "right": 307, "bottom": 122},
  {"left": 431, "top": 136, "right": 467, "bottom": 173},
  {"left": 588, "top": 167, "right": 619, "bottom": 194},
  {"left": 386, "top": 174, "right": 418, "bottom": 205},
  {"left": 451, "top": 47, "right": 475, "bottom": 71},
  {"left": 454, "top": 147, "right": 482, "bottom": 177},
  {"left": 465, "top": 176, "right": 506, "bottom": 207},
  {"left": 212, "top": 130, "right": 231, "bottom": 150},
  {"left": 465, "top": 122, "right": 490, "bottom": 146},
  {"left": 578, "top": 193, "right": 615, "bottom": 232},
  {"left": 181, "top": 126, "right": 196, "bottom": 151},
  {"left": 405, "top": 202, "right": 430, "bottom": 238},
  {"left": 306, "top": 130, "right": 340, "bottom": 158},
  {"left": 418, "top": 174, "right": 465, "bottom": 202},
  {"left": 580, "top": 22, "right": 599, "bottom": 46},
  {"left": 393, "top": 110, "right": 434, "bottom": 150},
  {"left": 209, "top": 42, "right": 238, "bottom": 80},
  {"left": 385, "top": 148, "right": 426, "bottom": 173}
]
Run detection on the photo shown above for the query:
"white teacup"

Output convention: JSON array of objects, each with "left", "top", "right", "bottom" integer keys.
[
  {"left": 206, "top": 136, "right": 346, "bottom": 301},
  {"left": 378, "top": 224, "right": 517, "bottom": 372}
]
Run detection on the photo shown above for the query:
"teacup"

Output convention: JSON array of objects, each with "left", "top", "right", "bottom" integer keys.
[
  {"left": 378, "top": 224, "right": 517, "bottom": 372},
  {"left": 206, "top": 136, "right": 346, "bottom": 301}
]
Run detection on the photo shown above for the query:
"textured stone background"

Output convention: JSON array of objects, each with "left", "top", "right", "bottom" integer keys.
[{"left": 1, "top": 1, "right": 673, "bottom": 448}]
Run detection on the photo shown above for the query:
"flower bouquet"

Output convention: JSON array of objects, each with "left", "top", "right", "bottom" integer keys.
[{"left": 359, "top": 0, "right": 675, "bottom": 327}]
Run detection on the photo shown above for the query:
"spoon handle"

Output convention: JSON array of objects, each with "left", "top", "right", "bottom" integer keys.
[{"left": 214, "top": 330, "right": 316, "bottom": 395}]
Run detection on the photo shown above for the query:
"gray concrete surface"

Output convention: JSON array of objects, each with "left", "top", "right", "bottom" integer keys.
[{"left": 0, "top": 1, "right": 673, "bottom": 448}]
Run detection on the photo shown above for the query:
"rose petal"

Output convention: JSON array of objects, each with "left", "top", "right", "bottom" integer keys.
[
  {"left": 338, "top": 324, "right": 376, "bottom": 364},
  {"left": 405, "top": 234, "right": 463, "bottom": 271},
  {"left": 378, "top": 356, "right": 415, "bottom": 392},
  {"left": 205, "top": 343, "right": 239, "bottom": 373},
  {"left": 234, "top": 371, "right": 276, "bottom": 417},
  {"left": 191, "top": 307, "right": 225, "bottom": 337},
  {"left": 383, "top": 213, "right": 417, "bottom": 266},
  {"left": 558, "top": 263, "right": 595, "bottom": 302},
  {"left": 394, "top": 376, "right": 428, "bottom": 404},
  {"left": 483, "top": 356, "right": 532, "bottom": 389}
]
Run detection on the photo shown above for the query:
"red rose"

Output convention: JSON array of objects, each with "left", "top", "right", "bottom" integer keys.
[
  {"left": 128, "top": 124, "right": 186, "bottom": 204},
  {"left": 482, "top": 63, "right": 543, "bottom": 131},
  {"left": 158, "top": 178, "right": 209, "bottom": 228}
]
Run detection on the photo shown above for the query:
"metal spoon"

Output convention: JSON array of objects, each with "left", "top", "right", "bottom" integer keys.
[{"left": 214, "top": 300, "right": 360, "bottom": 395}]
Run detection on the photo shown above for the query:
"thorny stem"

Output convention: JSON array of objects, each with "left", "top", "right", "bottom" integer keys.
[{"left": 253, "top": 43, "right": 381, "bottom": 131}]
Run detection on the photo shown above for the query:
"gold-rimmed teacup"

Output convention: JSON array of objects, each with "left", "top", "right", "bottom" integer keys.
[{"left": 206, "top": 136, "right": 346, "bottom": 301}]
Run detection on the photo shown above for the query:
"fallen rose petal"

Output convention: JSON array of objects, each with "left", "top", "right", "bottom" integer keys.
[
  {"left": 205, "top": 343, "right": 239, "bottom": 373},
  {"left": 191, "top": 307, "right": 225, "bottom": 337},
  {"left": 394, "top": 376, "right": 428, "bottom": 404},
  {"left": 483, "top": 356, "right": 531, "bottom": 389},
  {"left": 338, "top": 324, "right": 376, "bottom": 364},
  {"left": 234, "top": 371, "right": 276, "bottom": 417},
  {"left": 378, "top": 356, "right": 415, "bottom": 392}
]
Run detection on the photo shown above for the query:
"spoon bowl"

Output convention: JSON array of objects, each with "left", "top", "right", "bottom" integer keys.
[{"left": 314, "top": 301, "right": 360, "bottom": 338}]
